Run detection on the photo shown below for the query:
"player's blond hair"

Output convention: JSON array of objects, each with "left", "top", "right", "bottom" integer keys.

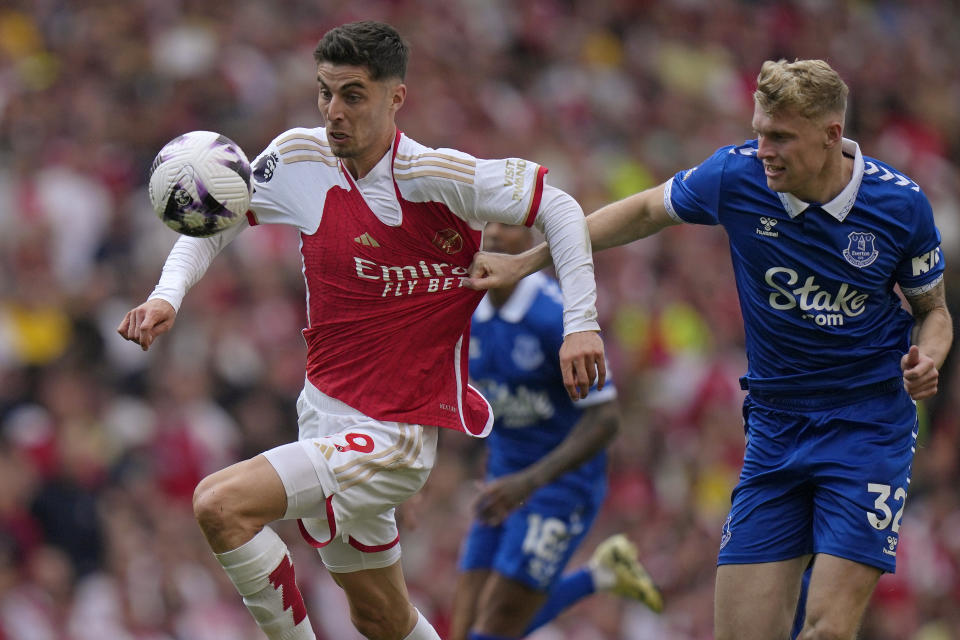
[{"left": 754, "top": 59, "right": 848, "bottom": 121}]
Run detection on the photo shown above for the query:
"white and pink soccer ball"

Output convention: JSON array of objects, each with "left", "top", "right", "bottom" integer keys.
[{"left": 148, "top": 130, "right": 252, "bottom": 237}]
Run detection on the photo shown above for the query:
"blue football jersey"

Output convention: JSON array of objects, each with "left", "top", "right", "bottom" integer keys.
[
  {"left": 469, "top": 272, "right": 617, "bottom": 501},
  {"left": 664, "top": 138, "right": 944, "bottom": 394}
]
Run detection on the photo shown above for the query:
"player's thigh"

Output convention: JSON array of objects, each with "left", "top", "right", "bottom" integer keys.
[
  {"left": 797, "top": 554, "right": 881, "bottom": 639},
  {"left": 473, "top": 572, "right": 549, "bottom": 636},
  {"left": 452, "top": 519, "right": 506, "bottom": 638},
  {"left": 714, "top": 556, "right": 810, "bottom": 640},
  {"left": 193, "top": 455, "right": 288, "bottom": 529},
  {"left": 449, "top": 569, "right": 491, "bottom": 640}
]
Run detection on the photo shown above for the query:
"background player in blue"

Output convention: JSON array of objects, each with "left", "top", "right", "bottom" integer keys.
[
  {"left": 450, "top": 222, "right": 663, "bottom": 640},
  {"left": 467, "top": 59, "right": 953, "bottom": 640}
]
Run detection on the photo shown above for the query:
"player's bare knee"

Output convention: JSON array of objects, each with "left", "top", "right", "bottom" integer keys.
[
  {"left": 192, "top": 471, "right": 257, "bottom": 540},
  {"left": 193, "top": 474, "right": 230, "bottom": 533}
]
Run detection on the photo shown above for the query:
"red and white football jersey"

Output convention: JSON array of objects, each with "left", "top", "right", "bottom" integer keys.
[{"left": 247, "top": 129, "right": 550, "bottom": 437}]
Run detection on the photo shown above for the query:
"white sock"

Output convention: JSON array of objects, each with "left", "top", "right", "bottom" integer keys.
[
  {"left": 216, "top": 526, "right": 316, "bottom": 640},
  {"left": 402, "top": 608, "right": 441, "bottom": 640}
]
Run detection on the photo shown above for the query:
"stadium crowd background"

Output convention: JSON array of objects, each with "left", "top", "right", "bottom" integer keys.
[{"left": 1, "top": 0, "right": 959, "bottom": 638}]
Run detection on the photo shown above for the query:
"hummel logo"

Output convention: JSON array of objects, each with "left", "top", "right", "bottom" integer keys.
[
  {"left": 756, "top": 217, "right": 779, "bottom": 238},
  {"left": 354, "top": 232, "right": 380, "bottom": 247},
  {"left": 882, "top": 535, "right": 898, "bottom": 557}
]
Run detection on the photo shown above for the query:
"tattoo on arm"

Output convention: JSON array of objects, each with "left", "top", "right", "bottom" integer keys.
[{"left": 905, "top": 280, "right": 947, "bottom": 318}]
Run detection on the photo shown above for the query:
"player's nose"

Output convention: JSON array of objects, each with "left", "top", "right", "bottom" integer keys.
[
  {"left": 325, "top": 95, "right": 347, "bottom": 121},
  {"left": 756, "top": 136, "right": 775, "bottom": 159}
]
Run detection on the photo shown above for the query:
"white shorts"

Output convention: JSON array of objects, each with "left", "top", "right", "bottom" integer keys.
[{"left": 262, "top": 381, "right": 438, "bottom": 573}]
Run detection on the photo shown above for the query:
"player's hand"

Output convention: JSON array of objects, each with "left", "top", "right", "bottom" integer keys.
[
  {"left": 473, "top": 473, "right": 535, "bottom": 526},
  {"left": 901, "top": 344, "right": 939, "bottom": 400},
  {"left": 465, "top": 251, "right": 527, "bottom": 290},
  {"left": 560, "top": 331, "right": 606, "bottom": 401},
  {"left": 117, "top": 299, "right": 177, "bottom": 351}
]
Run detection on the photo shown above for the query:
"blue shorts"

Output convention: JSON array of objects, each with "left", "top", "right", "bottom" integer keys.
[
  {"left": 458, "top": 489, "right": 601, "bottom": 590},
  {"left": 718, "top": 388, "right": 917, "bottom": 573}
]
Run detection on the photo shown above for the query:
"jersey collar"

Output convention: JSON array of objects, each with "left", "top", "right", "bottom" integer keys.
[
  {"left": 777, "top": 138, "right": 864, "bottom": 222},
  {"left": 340, "top": 129, "right": 402, "bottom": 188},
  {"left": 474, "top": 272, "right": 545, "bottom": 323},
  {"left": 342, "top": 130, "right": 404, "bottom": 226}
]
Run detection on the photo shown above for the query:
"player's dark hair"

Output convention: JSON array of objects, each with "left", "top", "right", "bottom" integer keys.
[{"left": 314, "top": 21, "right": 409, "bottom": 81}]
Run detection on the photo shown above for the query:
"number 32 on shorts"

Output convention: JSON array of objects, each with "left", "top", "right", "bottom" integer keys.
[{"left": 867, "top": 483, "right": 906, "bottom": 532}]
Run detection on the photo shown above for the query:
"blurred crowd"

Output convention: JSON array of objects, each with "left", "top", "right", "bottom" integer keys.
[{"left": 1, "top": 0, "right": 960, "bottom": 638}]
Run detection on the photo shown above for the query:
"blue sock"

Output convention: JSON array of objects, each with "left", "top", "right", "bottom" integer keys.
[
  {"left": 468, "top": 632, "right": 516, "bottom": 640},
  {"left": 524, "top": 568, "right": 596, "bottom": 634}
]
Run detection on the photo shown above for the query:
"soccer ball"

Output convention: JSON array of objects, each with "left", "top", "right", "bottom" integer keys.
[{"left": 148, "top": 131, "right": 252, "bottom": 237}]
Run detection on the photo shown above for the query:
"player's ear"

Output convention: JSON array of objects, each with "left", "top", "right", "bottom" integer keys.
[
  {"left": 823, "top": 118, "right": 843, "bottom": 149},
  {"left": 390, "top": 82, "right": 406, "bottom": 113}
]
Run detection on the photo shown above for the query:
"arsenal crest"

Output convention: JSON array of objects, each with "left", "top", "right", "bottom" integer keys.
[
  {"left": 842, "top": 231, "right": 879, "bottom": 268},
  {"left": 433, "top": 228, "right": 463, "bottom": 254}
]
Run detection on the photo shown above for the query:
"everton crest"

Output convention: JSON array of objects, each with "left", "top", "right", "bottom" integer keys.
[
  {"left": 842, "top": 231, "right": 879, "bottom": 268},
  {"left": 511, "top": 334, "right": 545, "bottom": 371}
]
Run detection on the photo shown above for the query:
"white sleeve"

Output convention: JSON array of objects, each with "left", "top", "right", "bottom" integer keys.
[
  {"left": 395, "top": 142, "right": 599, "bottom": 335},
  {"left": 534, "top": 185, "right": 600, "bottom": 336},
  {"left": 247, "top": 128, "right": 340, "bottom": 233},
  {"left": 147, "top": 219, "right": 247, "bottom": 311},
  {"left": 396, "top": 149, "right": 547, "bottom": 227}
]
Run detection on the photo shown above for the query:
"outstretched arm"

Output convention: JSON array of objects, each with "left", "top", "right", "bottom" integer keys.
[
  {"left": 468, "top": 183, "right": 679, "bottom": 290},
  {"left": 474, "top": 400, "right": 620, "bottom": 525},
  {"left": 521, "top": 186, "right": 606, "bottom": 399},
  {"left": 117, "top": 220, "right": 246, "bottom": 350},
  {"left": 902, "top": 279, "right": 953, "bottom": 400},
  {"left": 117, "top": 298, "right": 177, "bottom": 351}
]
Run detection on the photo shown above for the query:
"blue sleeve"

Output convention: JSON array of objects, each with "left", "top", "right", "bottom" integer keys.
[
  {"left": 664, "top": 146, "right": 734, "bottom": 226},
  {"left": 895, "top": 193, "right": 945, "bottom": 295}
]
